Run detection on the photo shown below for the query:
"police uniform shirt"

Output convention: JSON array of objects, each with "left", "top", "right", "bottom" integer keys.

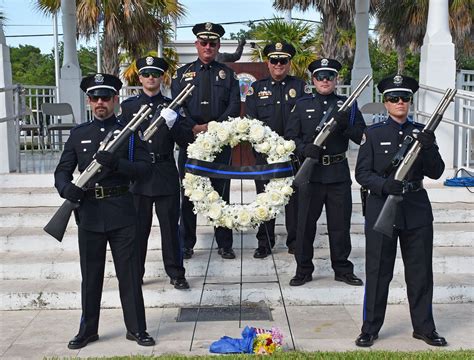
[
  {"left": 355, "top": 117, "right": 445, "bottom": 229},
  {"left": 285, "top": 92, "right": 366, "bottom": 183},
  {"left": 54, "top": 115, "right": 152, "bottom": 232},
  {"left": 121, "top": 92, "right": 189, "bottom": 197},
  {"left": 171, "top": 59, "right": 240, "bottom": 131}
]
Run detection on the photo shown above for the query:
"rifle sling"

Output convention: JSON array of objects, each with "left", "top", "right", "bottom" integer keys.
[
  {"left": 314, "top": 103, "right": 337, "bottom": 134},
  {"left": 382, "top": 135, "right": 414, "bottom": 178}
]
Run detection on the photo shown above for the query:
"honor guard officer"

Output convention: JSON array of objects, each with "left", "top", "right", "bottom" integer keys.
[
  {"left": 354, "top": 75, "right": 447, "bottom": 347},
  {"left": 120, "top": 56, "right": 189, "bottom": 289},
  {"left": 54, "top": 73, "right": 155, "bottom": 349},
  {"left": 172, "top": 22, "right": 240, "bottom": 260},
  {"left": 245, "top": 42, "right": 309, "bottom": 258},
  {"left": 285, "top": 58, "right": 365, "bottom": 287}
]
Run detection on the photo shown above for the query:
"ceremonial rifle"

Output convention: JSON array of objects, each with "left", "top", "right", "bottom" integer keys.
[
  {"left": 373, "top": 88, "right": 457, "bottom": 237},
  {"left": 43, "top": 105, "right": 153, "bottom": 242},
  {"left": 293, "top": 75, "right": 372, "bottom": 187}
]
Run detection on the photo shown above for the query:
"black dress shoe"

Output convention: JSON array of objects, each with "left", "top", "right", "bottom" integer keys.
[
  {"left": 413, "top": 330, "right": 447, "bottom": 346},
  {"left": 253, "top": 247, "right": 271, "bottom": 258},
  {"left": 289, "top": 274, "right": 312, "bottom": 286},
  {"left": 355, "top": 333, "right": 378, "bottom": 347},
  {"left": 67, "top": 334, "right": 99, "bottom": 349},
  {"left": 335, "top": 273, "right": 364, "bottom": 286},
  {"left": 218, "top": 248, "right": 236, "bottom": 259},
  {"left": 170, "top": 277, "right": 190, "bottom": 290},
  {"left": 183, "top": 248, "right": 194, "bottom": 259},
  {"left": 126, "top": 331, "right": 155, "bottom": 346}
]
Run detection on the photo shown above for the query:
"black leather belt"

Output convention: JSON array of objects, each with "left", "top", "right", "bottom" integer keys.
[
  {"left": 85, "top": 185, "right": 129, "bottom": 199},
  {"left": 320, "top": 152, "right": 346, "bottom": 166},
  {"left": 403, "top": 180, "right": 423, "bottom": 193},
  {"left": 150, "top": 152, "right": 172, "bottom": 163}
]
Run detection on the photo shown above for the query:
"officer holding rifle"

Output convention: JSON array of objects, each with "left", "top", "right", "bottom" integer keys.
[
  {"left": 354, "top": 75, "right": 447, "bottom": 347},
  {"left": 54, "top": 73, "right": 155, "bottom": 349}
]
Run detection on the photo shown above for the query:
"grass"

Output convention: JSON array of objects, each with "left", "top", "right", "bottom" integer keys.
[{"left": 46, "top": 350, "right": 474, "bottom": 359}]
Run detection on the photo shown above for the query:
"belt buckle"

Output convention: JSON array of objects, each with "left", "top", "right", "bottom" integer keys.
[
  {"left": 95, "top": 186, "right": 105, "bottom": 199},
  {"left": 150, "top": 152, "right": 156, "bottom": 163},
  {"left": 322, "top": 155, "right": 330, "bottom": 165}
]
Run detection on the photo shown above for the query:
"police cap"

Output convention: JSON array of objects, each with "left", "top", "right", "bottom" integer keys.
[
  {"left": 308, "top": 58, "right": 342, "bottom": 75},
  {"left": 192, "top": 22, "right": 225, "bottom": 40},
  {"left": 263, "top": 42, "right": 296, "bottom": 59},
  {"left": 80, "top": 73, "right": 122, "bottom": 97},
  {"left": 136, "top": 56, "right": 169, "bottom": 75},
  {"left": 377, "top": 74, "right": 419, "bottom": 97}
]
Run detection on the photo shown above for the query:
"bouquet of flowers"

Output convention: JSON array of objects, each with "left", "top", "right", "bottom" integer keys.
[{"left": 252, "top": 327, "right": 284, "bottom": 355}]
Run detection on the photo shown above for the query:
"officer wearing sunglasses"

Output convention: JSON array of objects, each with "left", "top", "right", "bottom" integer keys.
[
  {"left": 120, "top": 56, "right": 190, "bottom": 290},
  {"left": 354, "top": 75, "right": 446, "bottom": 348},
  {"left": 245, "top": 42, "right": 310, "bottom": 258},
  {"left": 285, "top": 58, "right": 366, "bottom": 288},
  {"left": 172, "top": 22, "right": 240, "bottom": 260}
]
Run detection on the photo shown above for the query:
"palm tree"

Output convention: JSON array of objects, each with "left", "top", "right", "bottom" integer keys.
[
  {"left": 376, "top": 0, "right": 472, "bottom": 72},
  {"left": 251, "top": 18, "right": 319, "bottom": 80},
  {"left": 35, "top": 0, "right": 185, "bottom": 75}
]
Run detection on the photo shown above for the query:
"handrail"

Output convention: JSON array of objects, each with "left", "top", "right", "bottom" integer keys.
[
  {"left": 416, "top": 110, "right": 474, "bottom": 130},
  {"left": 420, "top": 84, "right": 474, "bottom": 101}
]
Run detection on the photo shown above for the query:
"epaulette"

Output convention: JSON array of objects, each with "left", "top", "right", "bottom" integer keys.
[
  {"left": 367, "top": 121, "right": 388, "bottom": 131},
  {"left": 70, "top": 121, "right": 91, "bottom": 133}
]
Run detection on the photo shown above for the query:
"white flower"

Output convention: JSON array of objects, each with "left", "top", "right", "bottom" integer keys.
[
  {"left": 284, "top": 140, "right": 296, "bottom": 152},
  {"left": 216, "top": 127, "right": 230, "bottom": 142},
  {"left": 208, "top": 203, "right": 222, "bottom": 219},
  {"left": 207, "top": 121, "right": 218, "bottom": 132},
  {"left": 207, "top": 191, "right": 220, "bottom": 202},
  {"left": 190, "top": 189, "right": 205, "bottom": 201},
  {"left": 269, "top": 191, "right": 284, "bottom": 206},
  {"left": 224, "top": 216, "right": 233, "bottom": 228},
  {"left": 255, "top": 206, "right": 269, "bottom": 221},
  {"left": 236, "top": 118, "right": 250, "bottom": 133},
  {"left": 249, "top": 124, "right": 265, "bottom": 142},
  {"left": 276, "top": 144, "right": 286, "bottom": 155},
  {"left": 281, "top": 185, "right": 294, "bottom": 196},
  {"left": 255, "top": 142, "right": 271, "bottom": 154},
  {"left": 237, "top": 209, "right": 251, "bottom": 226},
  {"left": 255, "top": 192, "right": 269, "bottom": 205}
]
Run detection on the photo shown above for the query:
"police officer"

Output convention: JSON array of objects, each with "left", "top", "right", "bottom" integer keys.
[
  {"left": 121, "top": 56, "right": 189, "bottom": 289},
  {"left": 172, "top": 22, "right": 240, "bottom": 260},
  {"left": 354, "top": 75, "right": 447, "bottom": 347},
  {"left": 285, "top": 59, "right": 365, "bottom": 287},
  {"left": 245, "top": 42, "right": 309, "bottom": 258},
  {"left": 54, "top": 74, "right": 155, "bottom": 349}
]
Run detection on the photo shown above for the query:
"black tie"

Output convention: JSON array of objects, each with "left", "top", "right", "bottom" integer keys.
[
  {"left": 273, "top": 82, "right": 284, "bottom": 135},
  {"left": 200, "top": 64, "right": 211, "bottom": 123}
]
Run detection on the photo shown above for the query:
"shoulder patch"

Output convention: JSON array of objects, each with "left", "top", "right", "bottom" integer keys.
[
  {"left": 246, "top": 86, "right": 254, "bottom": 96},
  {"left": 304, "top": 84, "right": 312, "bottom": 94}
]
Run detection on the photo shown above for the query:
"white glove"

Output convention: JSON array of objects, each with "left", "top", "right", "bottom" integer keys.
[{"left": 160, "top": 107, "right": 178, "bottom": 129}]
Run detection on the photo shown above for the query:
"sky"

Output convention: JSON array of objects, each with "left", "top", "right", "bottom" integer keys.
[{"left": 1, "top": 0, "right": 320, "bottom": 54}]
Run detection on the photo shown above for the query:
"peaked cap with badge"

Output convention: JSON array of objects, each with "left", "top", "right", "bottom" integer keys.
[
  {"left": 263, "top": 42, "right": 296, "bottom": 59},
  {"left": 136, "top": 56, "right": 169, "bottom": 74},
  {"left": 377, "top": 74, "right": 419, "bottom": 97},
  {"left": 308, "top": 58, "right": 342, "bottom": 75},
  {"left": 192, "top": 22, "right": 225, "bottom": 40},
  {"left": 80, "top": 73, "right": 122, "bottom": 97}
]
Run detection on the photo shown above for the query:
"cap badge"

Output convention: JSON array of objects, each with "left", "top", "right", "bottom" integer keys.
[
  {"left": 393, "top": 75, "right": 403, "bottom": 85},
  {"left": 275, "top": 42, "right": 283, "bottom": 51},
  {"left": 289, "top": 88, "right": 296, "bottom": 98},
  {"left": 205, "top": 22, "right": 212, "bottom": 31},
  {"left": 321, "top": 59, "right": 329, "bottom": 66},
  {"left": 94, "top": 74, "right": 104, "bottom": 84},
  {"left": 145, "top": 56, "right": 154, "bottom": 65}
]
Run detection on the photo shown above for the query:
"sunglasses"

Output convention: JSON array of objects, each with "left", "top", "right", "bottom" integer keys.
[
  {"left": 199, "top": 40, "right": 218, "bottom": 48},
  {"left": 140, "top": 72, "right": 162, "bottom": 78},
  {"left": 385, "top": 95, "right": 412, "bottom": 103},
  {"left": 269, "top": 57, "right": 289, "bottom": 65},
  {"left": 89, "top": 95, "right": 113, "bottom": 102},
  {"left": 314, "top": 72, "right": 336, "bottom": 81}
]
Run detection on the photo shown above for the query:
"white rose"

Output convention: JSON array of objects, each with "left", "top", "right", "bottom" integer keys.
[
  {"left": 184, "top": 188, "right": 192, "bottom": 197},
  {"left": 281, "top": 185, "right": 294, "bottom": 196},
  {"left": 269, "top": 191, "right": 283, "bottom": 205},
  {"left": 207, "top": 121, "right": 218, "bottom": 132},
  {"left": 236, "top": 119, "right": 250, "bottom": 133},
  {"left": 276, "top": 144, "right": 286, "bottom": 155},
  {"left": 201, "top": 140, "right": 212, "bottom": 152},
  {"left": 255, "top": 206, "right": 269, "bottom": 221},
  {"left": 190, "top": 189, "right": 205, "bottom": 201},
  {"left": 208, "top": 203, "right": 222, "bottom": 219},
  {"left": 250, "top": 124, "right": 265, "bottom": 142},
  {"left": 255, "top": 193, "right": 269, "bottom": 205},
  {"left": 284, "top": 140, "right": 296, "bottom": 152},
  {"left": 256, "top": 142, "right": 271, "bottom": 154},
  {"left": 216, "top": 127, "right": 230, "bottom": 142},
  {"left": 238, "top": 209, "right": 251, "bottom": 226},
  {"left": 224, "top": 216, "right": 233, "bottom": 228},
  {"left": 207, "top": 191, "right": 220, "bottom": 202}
]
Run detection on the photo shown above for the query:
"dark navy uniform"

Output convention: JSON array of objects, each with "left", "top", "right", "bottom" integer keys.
[
  {"left": 246, "top": 74, "right": 308, "bottom": 252},
  {"left": 285, "top": 92, "right": 366, "bottom": 277},
  {"left": 54, "top": 114, "right": 152, "bottom": 339},
  {"left": 355, "top": 115, "right": 444, "bottom": 338},
  {"left": 121, "top": 91, "right": 188, "bottom": 281},
  {"left": 172, "top": 59, "right": 240, "bottom": 251}
]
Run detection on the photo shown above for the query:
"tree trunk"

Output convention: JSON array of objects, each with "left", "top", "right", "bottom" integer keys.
[
  {"left": 322, "top": 11, "right": 338, "bottom": 59},
  {"left": 102, "top": 34, "right": 120, "bottom": 76},
  {"left": 396, "top": 44, "right": 406, "bottom": 74}
]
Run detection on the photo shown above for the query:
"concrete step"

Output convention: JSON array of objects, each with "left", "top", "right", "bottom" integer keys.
[
  {"left": 0, "top": 202, "right": 472, "bottom": 229},
  {"left": 2, "top": 246, "right": 472, "bottom": 281},
  {"left": 1, "top": 223, "right": 472, "bottom": 253},
  {"left": 1, "top": 273, "right": 471, "bottom": 310}
]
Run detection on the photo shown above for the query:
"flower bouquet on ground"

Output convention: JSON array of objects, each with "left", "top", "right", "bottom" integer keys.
[{"left": 253, "top": 327, "right": 284, "bottom": 355}]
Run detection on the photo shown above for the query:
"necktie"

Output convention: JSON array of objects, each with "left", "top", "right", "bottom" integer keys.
[
  {"left": 273, "top": 82, "right": 284, "bottom": 135},
  {"left": 200, "top": 64, "right": 211, "bottom": 123}
]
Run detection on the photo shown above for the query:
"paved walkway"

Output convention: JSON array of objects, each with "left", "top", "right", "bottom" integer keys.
[{"left": 1, "top": 303, "right": 472, "bottom": 358}]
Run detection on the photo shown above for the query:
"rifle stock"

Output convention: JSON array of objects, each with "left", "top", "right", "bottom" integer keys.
[
  {"left": 372, "top": 194, "right": 403, "bottom": 237},
  {"left": 43, "top": 105, "right": 153, "bottom": 242}
]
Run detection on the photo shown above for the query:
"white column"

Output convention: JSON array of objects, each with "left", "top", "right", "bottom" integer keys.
[
  {"left": 53, "top": 13, "right": 60, "bottom": 102},
  {"left": 419, "top": 0, "right": 456, "bottom": 171},
  {"left": 0, "top": 23, "right": 17, "bottom": 173},
  {"left": 351, "top": 0, "right": 373, "bottom": 108},
  {"left": 59, "top": 0, "right": 84, "bottom": 122}
]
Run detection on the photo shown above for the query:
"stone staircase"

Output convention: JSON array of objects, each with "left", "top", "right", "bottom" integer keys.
[{"left": 1, "top": 173, "right": 473, "bottom": 311}]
